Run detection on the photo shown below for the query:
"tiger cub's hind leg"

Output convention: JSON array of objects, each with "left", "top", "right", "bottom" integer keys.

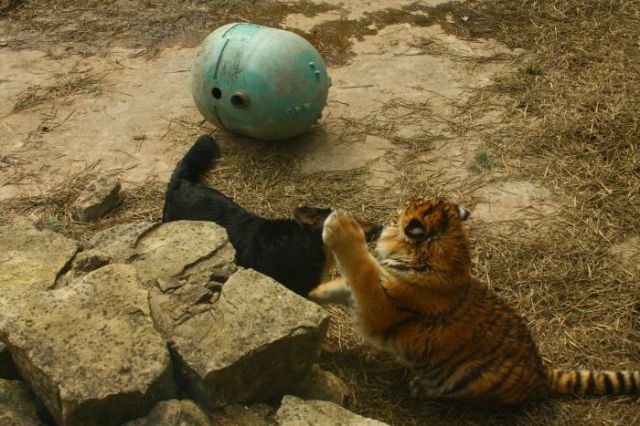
[
  {"left": 409, "top": 376, "right": 427, "bottom": 399},
  {"left": 408, "top": 376, "right": 448, "bottom": 400}
]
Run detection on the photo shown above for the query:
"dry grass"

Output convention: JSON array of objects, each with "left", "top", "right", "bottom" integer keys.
[
  {"left": 11, "top": 69, "right": 102, "bottom": 113},
  {"left": 314, "top": 1, "right": 640, "bottom": 424},
  {"left": 200, "top": 129, "right": 399, "bottom": 225},
  {"left": 0, "top": 0, "right": 639, "bottom": 425},
  {"left": 410, "top": 35, "right": 514, "bottom": 64},
  {"left": 0, "top": 171, "right": 165, "bottom": 246},
  {"left": 0, "top": 0, "right": 340, "bottom": 60}
]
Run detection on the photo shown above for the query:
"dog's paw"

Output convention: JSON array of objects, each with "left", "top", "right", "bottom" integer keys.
[{"left": 322, "top": 210, "right": 366, "bottom": 252}]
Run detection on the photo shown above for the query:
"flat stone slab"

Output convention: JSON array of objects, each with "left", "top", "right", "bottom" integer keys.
[
  {"left": 610, "top": 236, "right": 640, "bottom": 273},
  {"left": 276, "top": 395, "right": 388, "bottom": 426},
  {"left": 0, "top": 379, "right": 43, "bottom": 425},
  {"left": 1, "top": 264, "right": 176, "bottom": 426},
  {"left": 149, "top": 268, "right": 329, "bottom": 409},
  {"left": 0, "top": 224, "right": 78, "bottom": 379},
  {"left": 89, "top": 222, "right": 157, "bottom": 261},
  {"left": 54, "top": 249, "right": 113, "bottom": 289},
  {"left": 124, "top": 399, "right": 211, "bottom": 426},
  {"left": 472, "top": 181, "right": 560, "bottom": 225},
  {"left": 300, "top": 134, "right": 392, "bottom": 175},
  {"left": 90, "top": 221, "right": 236, "bottom": 285},
  {"left": 0, "top": 224, "right": 78, "bottom": 296}
]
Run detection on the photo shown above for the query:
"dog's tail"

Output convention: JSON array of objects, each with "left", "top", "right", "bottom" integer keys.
[{"left": 169, "top": 135, "right": 220, "bottom": 188}]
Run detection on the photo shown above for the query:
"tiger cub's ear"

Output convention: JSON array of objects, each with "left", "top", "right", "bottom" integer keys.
[
  {"left": 434, "top": 196, "right": 471, "bottom": 221},
  {"left": 456, "top": 204, "right": 471, "bottom": 221},
  {"left": 293, "top": 206, "right": 332, "bottom": 229}
]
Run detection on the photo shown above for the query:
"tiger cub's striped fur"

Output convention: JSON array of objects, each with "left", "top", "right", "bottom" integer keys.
[{"left": 310, "top": 197, "right": 639, "bottom": 406}]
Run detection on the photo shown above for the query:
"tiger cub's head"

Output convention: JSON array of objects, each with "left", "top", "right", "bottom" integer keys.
[{"left": 376, "top": 197, "right": 471, "bottom": 275}]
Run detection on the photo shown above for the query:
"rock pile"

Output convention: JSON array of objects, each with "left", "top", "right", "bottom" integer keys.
[{"left": 0, "top": 222, "right": 387, "bottom": 425}]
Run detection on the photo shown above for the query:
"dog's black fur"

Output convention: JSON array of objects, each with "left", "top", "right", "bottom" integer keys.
[{"left": 162, "top": 135, "right": 379, "bottom": 296}]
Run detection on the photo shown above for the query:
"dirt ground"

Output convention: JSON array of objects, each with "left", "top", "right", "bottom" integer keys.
[{"left": 1, "top": 0, "right": 639, "bottom": 425}]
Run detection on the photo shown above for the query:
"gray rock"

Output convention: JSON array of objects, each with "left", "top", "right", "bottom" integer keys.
[
  {"left": 90, "top": 221, "right": 237, "bottom": 285},
  {"left": 0, "top": 224, "right": 79, "bottom": 297},
  {"left": 276, "top": 396, "right": 389, "bottom": 426},
  {"left": 0, "top": 264, "right": 176, "bottom": 426},
  {"left": 70, "top": 175, "right": 121, "bottom": 222},
  {"left": 127, "top": 221, "right": 236, "bottom": 285},
  {"left": 69, "top": 249, "right": 112, "bottom": 273},
  {"left": 0, "top": 225, "right": 78, "bottom": 376},
  {"left": 53, "top": 249, "right": 113, "bottom": 289},
  {"left": 124, "top": 399, "right": 211, "bottom": 426},
  {"left": 149, "top": 268, "right": 329, "bottom": 409},
  {"left": 212, "top": 403, "right": 276, "bottom": 426},
  {"left": 291, "top": 365, "right": 350, "bottom": 405},
  {"left": 89, "top": 222, "right": 157, "bottom": 262},
  {"left": 0, "top": 379, "right": 43, "bottom": 426}
]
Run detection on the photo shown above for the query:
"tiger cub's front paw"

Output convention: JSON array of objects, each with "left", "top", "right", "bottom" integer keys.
[
  {"left": 308, "top": 278, "right": 351, "bottom": 306},
  {"left": 322, "top": 210, "right": 366, "bottom": 254}
]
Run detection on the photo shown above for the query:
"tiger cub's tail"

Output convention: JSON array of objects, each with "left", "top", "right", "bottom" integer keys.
[{"left": 547, "top": 368, "right": 639, "bottom": 396}]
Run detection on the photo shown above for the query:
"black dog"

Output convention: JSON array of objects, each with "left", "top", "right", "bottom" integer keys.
[{"left": 162, "top": 135, "right": 379, "bottom": 296}]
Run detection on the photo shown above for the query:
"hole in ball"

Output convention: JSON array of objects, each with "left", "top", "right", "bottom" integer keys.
[
  {"left": 211, "top": 87, "right": 222, "bottom": 99},
  {"left": 230, "top": 92, "right": 249, "bottom": 109}
]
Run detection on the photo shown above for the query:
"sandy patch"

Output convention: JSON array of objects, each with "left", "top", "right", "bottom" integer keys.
[
  {"left": 0, "top": 47, "right": 198, "bottom": 199},
  {"left": 472, "top": 181, "right": 561, "bottom": 225},
  {"left": 304, "top": 0, "right": 451, "bottom": 20},
  {"left": 610, "top": 236, "right": 640, "bottom": 273},
  {"left": 282, "top": 11, "right": 345, "bottom": 33}
]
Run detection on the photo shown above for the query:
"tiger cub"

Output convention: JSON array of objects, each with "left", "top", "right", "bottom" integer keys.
[{"left": 309, "top": 197, "right": 639, "bottom": 406}]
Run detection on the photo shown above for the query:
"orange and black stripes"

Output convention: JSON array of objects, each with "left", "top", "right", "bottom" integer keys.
[
  {"left": 547, "top": 369, "right": 640, "bottom": 396},
  {"left": 314, "top": 197, "right": 640, "bottom": 407}
]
